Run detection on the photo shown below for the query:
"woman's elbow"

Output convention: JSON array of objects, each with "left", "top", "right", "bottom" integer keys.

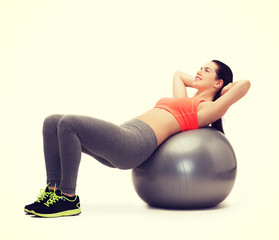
[
  {"left": 239, "top": 80, "right": 251, "bottom": 95},
  {"left": 243, "top": 80, "right": 251, "bottom": 94},
  {"left": 244, "top": 80, "right": 251, "bottom": 88},
  {"left": 173, "top": 71, "right": 181, "bottom": 79}
]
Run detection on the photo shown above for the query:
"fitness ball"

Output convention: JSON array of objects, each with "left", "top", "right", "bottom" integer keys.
[{"left": 132, "top": 128, "right": 237, "bottom": 209}]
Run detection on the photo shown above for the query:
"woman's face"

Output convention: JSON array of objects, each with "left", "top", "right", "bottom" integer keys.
[{"left": 193, "top": 62, "right": 222, "bottom": 91}]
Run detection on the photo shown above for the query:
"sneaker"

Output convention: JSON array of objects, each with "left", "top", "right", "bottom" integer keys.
[
  {"left": 32, "top": 189, "right": 81, "bottom": 218},
  {"left": 24, "top": 184, "right": 54, "bottom": 214}
]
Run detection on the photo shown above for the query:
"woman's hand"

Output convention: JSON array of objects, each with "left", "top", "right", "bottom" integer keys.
[
  {"left": 221, "top": 80, "right": 251, "bottom": 96},
  {"left": 220, "top": 83, "right": 234, "bottom": 96}
]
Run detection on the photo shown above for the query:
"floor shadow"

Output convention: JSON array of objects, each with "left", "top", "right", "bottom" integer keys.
[
  {"left": 146, "top": 202, "right": 229, "bottom": 211},
  {"left": 82, "top": 201, "right": 229, "bottom": 216}
]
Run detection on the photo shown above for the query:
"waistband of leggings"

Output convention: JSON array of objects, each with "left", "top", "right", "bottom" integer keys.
[{"left": 121, "top": 118, "right": 158, "bottom": 147}]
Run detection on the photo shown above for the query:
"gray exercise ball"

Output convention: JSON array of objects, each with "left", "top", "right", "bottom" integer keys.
[{"left": 132, "top": 128, "right": 237, "bottom": 209}]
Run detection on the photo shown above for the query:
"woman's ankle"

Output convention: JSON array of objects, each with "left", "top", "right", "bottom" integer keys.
[
  {"left": 49, "top": 186, "right": 59, "bottom": 192},
  {"left": 62, "top": 192, "right": 75, "bottom": 197}
]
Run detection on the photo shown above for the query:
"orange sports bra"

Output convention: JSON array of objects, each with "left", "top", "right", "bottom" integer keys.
[{"left": 154, "top": 98, "right": 205, "bottom": 131}]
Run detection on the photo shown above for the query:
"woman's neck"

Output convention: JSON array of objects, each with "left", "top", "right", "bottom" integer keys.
[{"left": 193, "top": 90, "right": 215, "bottom": 102}]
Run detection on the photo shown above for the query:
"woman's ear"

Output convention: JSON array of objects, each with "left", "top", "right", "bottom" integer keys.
[{"left": 214, "top": 79, "right": 224, "bottom": 90}]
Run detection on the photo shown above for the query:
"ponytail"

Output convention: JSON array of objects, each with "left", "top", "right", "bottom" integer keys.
[
  {"left": 211, "top": 60, "right": 233, "bottom": 135},
  {"left": 211, "top": 89, "right": 224, "bottom": 134}
]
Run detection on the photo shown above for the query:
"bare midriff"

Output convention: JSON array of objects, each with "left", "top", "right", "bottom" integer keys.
[
  {"left": 136, "top": 101, "right": 209, "bottom": 146},
  {"left": 136, "top": 108, "right": 181, "bottom": 146}
]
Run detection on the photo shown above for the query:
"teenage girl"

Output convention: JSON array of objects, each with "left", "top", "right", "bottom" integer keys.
[{"left": 24, "top": 60, "right": 250, "bottom": 217}]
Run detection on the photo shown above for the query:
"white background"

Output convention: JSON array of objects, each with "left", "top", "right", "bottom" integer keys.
[{"left": 1, "top": 0, "right": 278, "bottom": 239}]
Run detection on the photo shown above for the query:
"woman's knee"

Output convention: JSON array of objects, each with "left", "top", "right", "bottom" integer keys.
[
  {"left": 43, "top": 114, "right": 63, "bottom": 134},
  {"left": 57, "top": 115, "right": 80, "bottom": 133}
]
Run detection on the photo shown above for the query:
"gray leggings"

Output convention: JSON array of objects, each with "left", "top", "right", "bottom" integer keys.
[{"left": 43, "top": 115, "right": 158, "bottom": 194}]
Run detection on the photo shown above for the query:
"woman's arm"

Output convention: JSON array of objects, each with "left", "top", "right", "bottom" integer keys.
[
  {"left": 217, "top": 80, "right": 251, "bottom": 112},
  {"left": 173, "top": 71, "right": 195, "bottom": 98},
  {"left": 199, "top": 80, "right": 251, "bottom": 126}
]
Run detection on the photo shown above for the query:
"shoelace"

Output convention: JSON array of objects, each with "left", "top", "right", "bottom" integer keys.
[
  {"left": 44, "top": 192, "right": 63, "bottom": 207},
  {"left": 44, "top": 184, "right": 65, "bottom": 207},
  {"left": 36, "top": 183, "right": 53, "bottom": 203}
]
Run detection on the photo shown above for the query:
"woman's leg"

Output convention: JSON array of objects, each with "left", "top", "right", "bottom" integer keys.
[
  {"left": 57, "top": 115, "right": 157, "bottom": 195},
  {"left": 43, "top": 114, "right": 64, "bottom": 189},
  {"left": 81, "top": 146, "right": 115, "bottom": 168},
  {"left": 43, "top": 115, "right": 115, "bottom": 190}
]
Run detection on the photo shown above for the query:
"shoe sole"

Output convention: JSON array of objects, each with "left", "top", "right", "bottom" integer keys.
[
  {"left": 31, "top": 208, "right": 81, "bottom": 218},
  {"left": 24, "top": 209, "right": 34, "bottom": 214}
]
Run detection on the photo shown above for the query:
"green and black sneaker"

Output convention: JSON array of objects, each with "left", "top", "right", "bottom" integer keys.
[
  {"left": 24, "top": 184, "right": 54, "bottom": 214},
  {"left": 31, "top": 189, "right": 81, "bottom": 218}
]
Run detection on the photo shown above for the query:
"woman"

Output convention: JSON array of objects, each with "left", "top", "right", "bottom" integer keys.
[{"left": 24, "top": 60, "right": 250, "bottom": 217}]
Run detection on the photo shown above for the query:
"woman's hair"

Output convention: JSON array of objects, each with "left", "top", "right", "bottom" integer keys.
[{"left": 211, "top": 60, "right": 233, "bottom": 134}]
